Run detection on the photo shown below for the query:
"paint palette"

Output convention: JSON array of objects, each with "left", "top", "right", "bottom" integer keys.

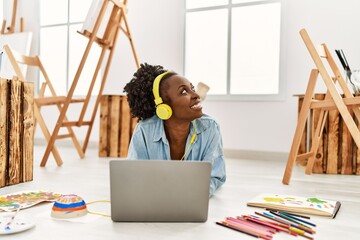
[{"left": 0, "top": 212, "right": 35, "bottom": 235}]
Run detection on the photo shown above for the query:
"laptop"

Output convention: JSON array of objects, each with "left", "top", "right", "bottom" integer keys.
[{"left": 109, "top": 160, "right": 211, "bottom": 222}]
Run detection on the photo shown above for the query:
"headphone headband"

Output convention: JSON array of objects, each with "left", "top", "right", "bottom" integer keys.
[{"left": 152, "top": 72, "right": 169, "bottom": 106}]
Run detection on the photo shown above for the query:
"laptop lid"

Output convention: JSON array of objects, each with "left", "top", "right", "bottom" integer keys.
[{"left": 109, "top": 160, "right": 211, "bottom": 222}]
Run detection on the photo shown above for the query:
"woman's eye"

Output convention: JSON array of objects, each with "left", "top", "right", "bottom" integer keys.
[{"left": 181, "top": 89, "right": 188, "bottom": 95}]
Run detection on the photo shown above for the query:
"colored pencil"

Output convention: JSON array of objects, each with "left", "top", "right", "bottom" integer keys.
[
  {"left": 220, "top": 220, "right": 272, "bottom": 240},
  {"left": 249, "top": 215, "right": 290, "bottom": 228},
  {"left": 241, "top": 215, "right": 297, "bottom": 236},
  {"left": 267, "top": 211, "right": 315, "bottom": 234},
  {"left": 279, "top": 212, "right": 316, "bottom": 227},
  {"left": 265, "top": 208, "right": 310, "bottom": 219},
  {"left": 289, "top": 227, "right": 314, "bottom": 240},
  {"left": 225, "top": 218, "right": 273, "bottom": 239},
  {"left": 216, "top": 221, "right": 260, "bottom": 238},
  {"left": 228, "top": 217, "right": 276, "bottom": 234},
  {"left": 278, "top": 211, "right": 311, "bottom": 219},
  {"left": 255, "top": 212, "right": 291, "bottom": 226},
  {"left": 256, "top": 211, "right": 316, "bottom": 236},
  {"left": 270, "top": 211, "right": 309, "bottom": 227}
]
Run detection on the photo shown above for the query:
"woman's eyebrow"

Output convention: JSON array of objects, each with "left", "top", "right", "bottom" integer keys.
[{"left": 177, "top": 84, "right": 188, "bottom": 90}]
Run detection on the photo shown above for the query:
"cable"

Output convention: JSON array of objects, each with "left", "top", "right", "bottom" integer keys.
[
  {"left": 86, "top": 200, "right": 111, "bottom": 217},
  {"left": 180, "top": 121, "right": 197, "bottom": 161}
]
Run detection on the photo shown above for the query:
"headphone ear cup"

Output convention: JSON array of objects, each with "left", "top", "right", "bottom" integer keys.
[{"left": 156, "top": 103, "right": 172, "bottom": 120}]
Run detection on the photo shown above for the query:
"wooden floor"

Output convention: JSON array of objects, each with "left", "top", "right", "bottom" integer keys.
[{"left": 1, "top": 145, "right": 360, "bottom": 240}]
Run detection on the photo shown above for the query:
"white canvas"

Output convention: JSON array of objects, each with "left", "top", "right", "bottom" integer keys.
[{"left": 0, "top": 31, "right": 32, "bottom": 79}]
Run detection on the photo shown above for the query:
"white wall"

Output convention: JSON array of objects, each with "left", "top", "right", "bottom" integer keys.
[
  {"left": 6, "top": 0, "right": 360, "bottom": 154},
  {"left": 205, "top": 0, "right": 360, "bottom": 153}
]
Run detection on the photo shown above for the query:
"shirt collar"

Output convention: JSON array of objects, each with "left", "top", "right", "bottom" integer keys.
[{"left": 152, "top": 115, "right": 207, "bottom": 143}]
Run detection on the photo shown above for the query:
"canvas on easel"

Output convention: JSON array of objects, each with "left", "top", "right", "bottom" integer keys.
[
  {"left": 1, "top": 0, "right": 24, "bottom": 34},
  {"left": 0, "top": 32, "right": 32, "bottom": 78},
  {"left": 282, "top": 28, "right": 360, "bottom": 185},
  {"left": 39, "top": 0, "right": 140, "bottom": 166}
]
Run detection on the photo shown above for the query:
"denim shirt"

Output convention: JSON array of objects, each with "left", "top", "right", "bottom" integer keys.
[{"left": 127, "top": 114, "right": 226, "bottom": 196}]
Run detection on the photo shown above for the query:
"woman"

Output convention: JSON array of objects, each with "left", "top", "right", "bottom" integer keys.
[{"left": 123, "top": 63, "right": 226, "bottom": 196}]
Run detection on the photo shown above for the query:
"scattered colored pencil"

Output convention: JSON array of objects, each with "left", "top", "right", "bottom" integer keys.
[
  {"left": 216, "top": 210, "right": 316, "bottom": 240},
  {"left": 216, "top": 221, "right": 260, "bottom": 238},
  {"left": 268, "top": 211, "right": 316, "bottom": 234},
  {"left": 279, "top": 212, "right": 316, "bottom": 227},
  {"left": 265, "top": 208, "right": 311, "bottom": 219}
]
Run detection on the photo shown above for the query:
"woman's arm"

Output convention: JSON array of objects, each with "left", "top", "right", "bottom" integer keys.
[{"left": 201, "top": 121, "right": 226, "bottom": 196}]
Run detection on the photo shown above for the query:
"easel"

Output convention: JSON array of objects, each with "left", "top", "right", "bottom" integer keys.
[
  {"left": 1, "top": 0, "right": 24, "bottom": 34},
  {"left": 282, "top": 28, "right": 360, "bottom": 185},
  {"left": 40, "top": 0, "right": 140, "bottom": 166}
]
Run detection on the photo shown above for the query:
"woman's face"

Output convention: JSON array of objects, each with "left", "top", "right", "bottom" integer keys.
[{"left": 162, "top": 74, "right": 203, "bottom": 121}]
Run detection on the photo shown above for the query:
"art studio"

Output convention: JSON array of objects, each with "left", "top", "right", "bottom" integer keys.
[{"left": 0, "top": 0, "right": 360, "bottom": 239}]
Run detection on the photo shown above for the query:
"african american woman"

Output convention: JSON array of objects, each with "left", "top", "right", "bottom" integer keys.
[{"left": 123, "top": 63, "right": 226, "bottom": 196}]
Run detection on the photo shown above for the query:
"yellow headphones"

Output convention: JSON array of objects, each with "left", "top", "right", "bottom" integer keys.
[{"left": 152, "top": 72, "right": 172, "bottom": 120}]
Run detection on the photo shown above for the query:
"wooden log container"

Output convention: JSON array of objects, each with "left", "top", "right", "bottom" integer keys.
[
  {"left": 297, "top": 93, "right": 360, "bottom": 175},
  {"left": 99, "top": 95, "right": 137, "bottom": 158},
  {"left": 0, "top": 77, "right": 34, "bottom": 188}
]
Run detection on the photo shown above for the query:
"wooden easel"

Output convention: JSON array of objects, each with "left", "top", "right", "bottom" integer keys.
[
  {"left": 282, "top": 28, "right": 360, "bottom": 185},
  {"left": 40, "top": 0, "right": 140, "bottom": 166},
  {"left": 1, "top": 0, "right": 24, "bottom": 34}
]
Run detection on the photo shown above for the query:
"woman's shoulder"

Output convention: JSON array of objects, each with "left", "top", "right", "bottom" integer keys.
[
  {"left": 199, "top": 114, "right": 219, "bottom": 124},
  {"left": 134, "top": 115, "right": 162, "bottom": 133},
  {"left": 137, "top": 115, "right": 159, "bottom": 126},
  {"left": 197, "top": 114, "right": 220, "bottom": 131}
]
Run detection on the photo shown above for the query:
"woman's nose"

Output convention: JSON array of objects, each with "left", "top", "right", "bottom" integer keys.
[{"left": 192, "top": 90, "right": 200, "bottom": 99}]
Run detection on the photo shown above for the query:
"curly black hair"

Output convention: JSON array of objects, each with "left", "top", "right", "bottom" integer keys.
[{"left": 123, "top": 63, "right": 176, "bottom": 121}]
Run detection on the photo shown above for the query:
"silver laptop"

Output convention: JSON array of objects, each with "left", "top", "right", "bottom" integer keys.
[{"left": 109, "top": 160, "right": 211, "bottom": 222}]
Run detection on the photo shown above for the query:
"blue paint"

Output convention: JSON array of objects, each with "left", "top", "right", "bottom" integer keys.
[{"left": 53, "top": 200, "right": 85, "bottom": 208}]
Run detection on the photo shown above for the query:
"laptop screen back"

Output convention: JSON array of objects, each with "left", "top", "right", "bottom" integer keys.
[{"left": 109, "top": 160, "right": 211, "bottom": 222}]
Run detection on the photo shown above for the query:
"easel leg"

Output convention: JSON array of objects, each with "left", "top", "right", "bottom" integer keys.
[
  {"left": 282, "top": 70, "right": 319, "bottom": 184},
  {"left": 305, "top": 109, "right": 328, "bottom": 174}
]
